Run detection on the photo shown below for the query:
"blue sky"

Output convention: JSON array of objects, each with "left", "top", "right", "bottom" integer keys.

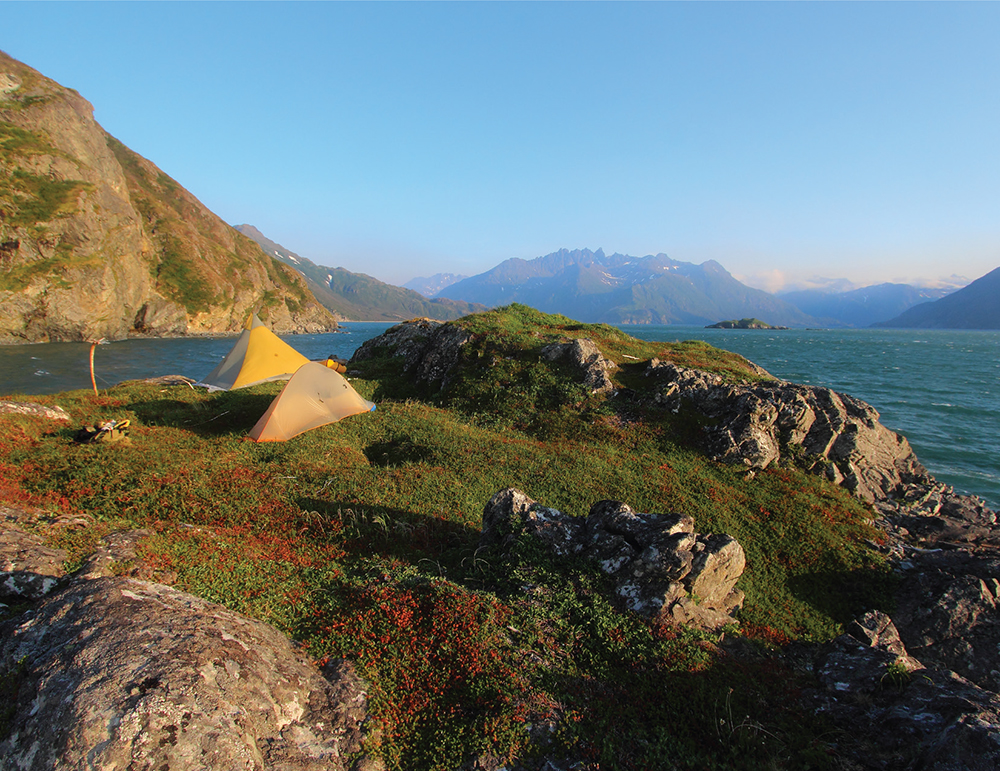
[{"left": 3, "top": 2, "right": 999, "bottom": 291}]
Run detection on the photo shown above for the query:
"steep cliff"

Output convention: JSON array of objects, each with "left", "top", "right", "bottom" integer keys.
[{"left": 0, "top": 51, "right": 338, "bottom": 342}]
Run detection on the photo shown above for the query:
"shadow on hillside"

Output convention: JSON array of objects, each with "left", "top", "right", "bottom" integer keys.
[
  {"left": 298, "top": 497, "right": 481, "bottom": 568},
  {"left": 363, "top": 437, "right": 435, "bottom": 467},
  {"left": 536, "top": 654, "right": 812, "bottom": 768},
  {"left": 786, "top": 567, "right": 897, "bottom": 626},
  {"left": 125, "top": 394, "right": 275, "bottom": 437}
]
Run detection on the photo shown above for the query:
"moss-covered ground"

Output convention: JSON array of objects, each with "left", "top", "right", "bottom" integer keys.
[{"left": 0, "top": 305, "right": 892, "bottom": 769}]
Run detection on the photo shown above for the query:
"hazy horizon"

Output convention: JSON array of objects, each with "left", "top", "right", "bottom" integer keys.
[{"left": 4, "top": 3, "right": 998, "bottom": 292}]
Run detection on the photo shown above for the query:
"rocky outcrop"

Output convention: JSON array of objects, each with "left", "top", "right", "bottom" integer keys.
[
  {"left": 0, "top": 579, "right": 374, "bottom": 771},
  {"left": 351, "top": 317, "right": 619, "bottom": 399},
  {"left": 540, "top": 338, "right": 617, "bottom": 394},
  {"left": 892, "top": 548, "right": 1000, "bottom": 694},
  {"left": 781, "top": 610, "right": 1000, "bottom": 771},
  {"left": 350, "top": 317, "right": 472, "bottom": 389},
  {"left": 0, "top": 52, "right": 337, "bottom": 342},
  {"left": 481, "top": 488, "right": 745, "bottom": 630},
  {"left": 0, "top": 505, "right": 378, "bottom": 771},
  {"left": 645, "top": 359, "right": 930, "bottom": 503}
]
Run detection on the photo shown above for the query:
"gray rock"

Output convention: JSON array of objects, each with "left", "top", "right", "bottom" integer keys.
[
  {"left": 350, "top": 317, "right": 471, "bottom": 390},
  {"left": 892, "top": 548, "right": 1000, "bottom": 693},
  {"left": 0, "top": 577, "right": 375, "bottom": 771},
  {"left": 796, "top": 613, "right": 1000, "bottom": 771},
  {"left": 481, "top": 488, "right": 584, "bottom": 558},
  {"left": 481, "top": 488, "right": 744, "bottom": 630},
  {"left": 0, "top": 526, "right": 66, "bottom": 601},
  {"left": 540, "top": 338, "right": 617, "bottom": 394},
  {"left": 0, "top": 401, "right": 71, "bottom": 421},
  {"left": 645, "top": 360, "right": 929, "bottom": 502},
  {"left": 73, "top": 527, "right": 152, "bottom": 580}
]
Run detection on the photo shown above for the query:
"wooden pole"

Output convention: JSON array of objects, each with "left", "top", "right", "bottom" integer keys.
[{"left": 88, "top": 339, "right": 104, "bottom": 396}]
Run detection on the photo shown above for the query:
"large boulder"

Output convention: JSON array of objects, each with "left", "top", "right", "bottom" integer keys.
[
  {"left": 645, "top": 360, "right": 930, "bottom": 502},
  {"left": 351, "top": 317, "right": 471, "bottom": 390},
  {"left": 540, "top": 338, "right": 617, "bottom": 394},
  {"left": 788, "top": 610, "right": 1000, "bottom": 771},
  {"left": 481, "top": 488, "right": 745, "bottom": 630},
  {"left": 0, "top": 577, "right": 375, "bottom": 771}
]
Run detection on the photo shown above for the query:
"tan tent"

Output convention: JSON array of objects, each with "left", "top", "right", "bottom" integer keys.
[
  {"left": 249, "top": 361, "right": 375, "bottom": 442},
  {"left": 202, "top": 313, "right": 311, "bottom": 390}
]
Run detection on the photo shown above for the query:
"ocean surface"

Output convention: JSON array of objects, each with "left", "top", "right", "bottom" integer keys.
[{"left": 1, "top": 323, "right": 997, "bottom": 510}]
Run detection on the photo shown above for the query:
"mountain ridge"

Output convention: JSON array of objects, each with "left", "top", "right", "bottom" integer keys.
[
  {"left": 403, "top": 273, "right": 468, "bottom": 298},
  {"left": 439, "top": 248, "right": 821, "bottom": 327},
  {"left": 779, "top": 282, "right": 956, "bottom": 328},
  {"left": 234, "top": 225, "right": 486, "bottom": 322},
  {"left": 873, "top": 266, "right": 1000, "bottom": 329},
  {"left": 0, "top": 51, "right": 337, "bottom": 343}
]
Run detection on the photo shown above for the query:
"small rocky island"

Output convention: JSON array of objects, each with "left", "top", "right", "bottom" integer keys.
[{"left": 706, "top": 318, "right": 788, "bottom": 329}]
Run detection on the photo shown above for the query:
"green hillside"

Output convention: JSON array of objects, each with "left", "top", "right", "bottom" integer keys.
[{"left": 0, "top": 306, "right": 889, "bottom": 770}]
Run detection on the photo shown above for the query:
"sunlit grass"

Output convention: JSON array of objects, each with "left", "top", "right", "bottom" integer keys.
[{"left": 0, "top": 306, "right": 892, "bottom": 769}]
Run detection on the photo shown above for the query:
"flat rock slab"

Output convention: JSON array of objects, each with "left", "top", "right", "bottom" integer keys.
[
  {"left": 0, "top": 577, "right": 374, "bottom": 771},
  {"left": 0, "top": 401, "right": 71, "bottom": 421},
  {"left": 0, "top": 525, "right": 67, "bottom": 602}
]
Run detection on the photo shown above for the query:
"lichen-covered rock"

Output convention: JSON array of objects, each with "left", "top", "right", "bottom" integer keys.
[
  {"left": 792, "top": 610, "right": 1000, "bottom": 771},
  {"left": 481, "top": 487, "right": 585, "bottom": 558},
  {"left": 645, "top": 360, "right": 929, "bottom": 502},
  {"left": 350, "top": 317, "right": 471, "bottom": 390},
  {"left": 0, "top": 401, "right": 71, "bottom": 421},
  {"left": 892, "top": 548, "right": 1000, "bottom": 694},
  {"left": 540, "top": 338, "right": 617, "bottom": 393},
  {"left": 0, "top": 577, "right": 375, "bottom": 771},
  {"left": 480, "top": 488, "right": 745, "bottom": 630},
  {"left": 0, "top": 526, "right": 66, "bottom": 601}
]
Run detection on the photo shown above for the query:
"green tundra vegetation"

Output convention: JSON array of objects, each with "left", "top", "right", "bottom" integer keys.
[{"left": 0, "top": 305, "right": 892, "bottom": 769}]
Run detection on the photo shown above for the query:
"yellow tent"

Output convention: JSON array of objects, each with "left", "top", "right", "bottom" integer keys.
[
  {"left": 202, "top": 313, "right": 311, "bottom": 391},
  {"left": 249, "top": 361, "right": 375, "bottom": 442}
]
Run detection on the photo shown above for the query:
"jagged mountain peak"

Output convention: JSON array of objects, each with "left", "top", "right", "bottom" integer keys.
[{"left": 439, "top": 248, "right": 818, "bottom": 327}]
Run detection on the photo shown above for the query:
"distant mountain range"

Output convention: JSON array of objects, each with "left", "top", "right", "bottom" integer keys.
[
  {"left": 403, "top": 273, "right": 468, "bottom": 298},
  {"left": 437, "top": 248, "right": 820, "bottom": 327},
  {"left": 234, "top": 226, "right": 485, "bottom": 322},
  {"left": 873, "top": 266, "right": 1000, "bottom": 329},
  {"left": 778, "top": 283, "right": 956, "bottom": 328},
  {"left": 225, "top": 228, "right": 992, "bottom": 329},
  {"left": 3, "top": 51, "right": 986, "bottom": 339}
]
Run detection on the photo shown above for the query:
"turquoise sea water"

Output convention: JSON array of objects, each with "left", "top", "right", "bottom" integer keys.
[
  {"left": 0, "top": 322, "right": 395, "bottom": 396},
  {"left": 1, "top": 323, "right": 997, "bottom": 509}
]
